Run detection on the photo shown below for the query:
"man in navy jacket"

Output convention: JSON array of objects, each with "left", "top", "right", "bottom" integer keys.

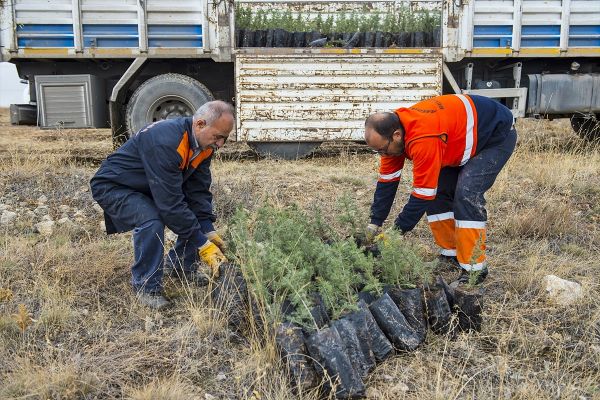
[{"left": 91, "top": 100, "right": 234, "bottom": 309}]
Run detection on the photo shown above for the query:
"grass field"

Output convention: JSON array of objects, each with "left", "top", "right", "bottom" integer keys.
[{"left": 0, "top": 109, "right": 598, "bottom": 399}]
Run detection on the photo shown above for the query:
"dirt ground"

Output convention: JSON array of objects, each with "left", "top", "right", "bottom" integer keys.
[{"left": 0, "top": 108, "right": 599, "bottom": 399}]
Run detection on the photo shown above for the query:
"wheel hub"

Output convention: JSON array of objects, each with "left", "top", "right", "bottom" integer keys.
[{"left": 148, "top": 96, "right": 194, "bottom": 122}]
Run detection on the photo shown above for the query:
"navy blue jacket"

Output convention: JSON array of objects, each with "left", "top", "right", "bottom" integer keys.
[{"left": 91, "top": 117, "right": 214, "bottom": 248}]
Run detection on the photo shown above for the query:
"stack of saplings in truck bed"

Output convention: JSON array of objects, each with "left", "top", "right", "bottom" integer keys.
[
  {"left": 235, "top": 7, "right": 441, "bottom": 48},
  {"left": 212, "top": 203, "right": 484, "bottom": 399}
]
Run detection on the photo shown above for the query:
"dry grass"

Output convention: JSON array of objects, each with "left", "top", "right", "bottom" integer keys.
[{"left": 0, "top": 109, "right": 599, "bottom": 399}]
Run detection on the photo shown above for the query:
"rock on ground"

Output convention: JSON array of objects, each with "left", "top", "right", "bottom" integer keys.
[
  {"left": 1, "top": 210, "right": 17, "bottom": 225},
  {"left": 544, "top": 275, "right": 583, "bottom": 305}
]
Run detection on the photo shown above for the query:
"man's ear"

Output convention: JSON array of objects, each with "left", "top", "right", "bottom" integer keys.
[
  {"left": 195, "top": 119, "right": 207, "bottom": 129},
  {"left": 392, "top": 128, "right": 403, "bottom": 140}
]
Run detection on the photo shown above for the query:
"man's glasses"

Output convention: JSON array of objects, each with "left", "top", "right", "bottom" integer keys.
[{"left": 373, "top": 138, "right": 392, "bottom": 155}]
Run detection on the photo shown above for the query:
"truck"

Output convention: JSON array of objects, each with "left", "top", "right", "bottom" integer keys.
[{"left": 1, "top": 0, "right": 599, "bottom": 159}]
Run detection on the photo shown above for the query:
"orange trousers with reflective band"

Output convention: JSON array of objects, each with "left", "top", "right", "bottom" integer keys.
[{"left": 425, "top": 127, "right": 516, "bottom": 271}]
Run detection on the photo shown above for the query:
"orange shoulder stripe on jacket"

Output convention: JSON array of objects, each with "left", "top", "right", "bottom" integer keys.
[{"left": 177, "top": 131, "right": 190, "bottom": 170}]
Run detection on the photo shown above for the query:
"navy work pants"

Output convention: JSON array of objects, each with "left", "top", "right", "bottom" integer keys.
[{"left": 426, "top": 127, "right": 517, "bottom": 271}]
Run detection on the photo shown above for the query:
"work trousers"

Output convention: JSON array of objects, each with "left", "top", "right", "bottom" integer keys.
[{"left": 426, "top": 127, "right": 517, "bottom": 271}]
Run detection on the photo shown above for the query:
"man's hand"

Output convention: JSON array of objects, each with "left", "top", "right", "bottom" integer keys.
[
  {"left": 198, "top": 240, "right": 227, "bottom": 278},
  {"left": 206, "top": 231, "right": 227, "bottom": 253},
  {"left": 365, "top": 223, "right": 382, "bottom": 245}
]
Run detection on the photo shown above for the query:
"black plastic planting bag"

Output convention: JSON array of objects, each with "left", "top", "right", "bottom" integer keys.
[
  {"left": 211, "top": 263, "right": 249, "bottom": 331},
  {"left": 364, "top": 32, "right": 375, "bottom": 47},
  {"left": 305, "top": 31, "right": 322, "bottom": 45},
  {"left": 309, "top": 292, "right": 330, "bottom": 329},
  {"left": 265, "top": 29, "right": 275, "bottom": 47},
  {"left": 332, "top": 312, "right": 376, "bottom": 378},
  {"left": 358, "top": 300, "right": 393, "bottom": 361},
  {"left": 253, "top": 29, "right": 267, "bottom": 47},
  {"left": 369, "top": 293, "right": 421, "bottom": 352},
  {"left": 240, "top": 29, "right": 255, "bottom": 47},
  {"left": 385, "top": 287, "right": 427, "bottom": 343},
  {"left": 395, "top": 32, "right": 411, "bottom": 47},
  {"left": 305, "top": 326, "right": 366, "bottom": 399},
  {"left": 454, "top": 284, "right": 484, "bottom": 332},
  {"left": 276, "top": 322, "right": 319, "bottom": 391},
  {"left": 292, "top": 31, "right": 305, "bottom": 47},
  {"left": 273, "top": 28, "right": 288, "bottom": 47},
  {"left": 382, "top": 32, "right": 392, "bottom": 47},
  {"left": 433, "top": 27, "right": 442, "bottom": 47},
  {"left": 374, "top": 31, "right": 384, "bottom": 47},
  {"left": 412, "top": 31, "right": 426, "bottom": 47},
  {"left": 424, "top": 283, "right": 453, "bottom": 334},
  {"left": 344, "top": 32, "right": 361, "bottom": 48}
]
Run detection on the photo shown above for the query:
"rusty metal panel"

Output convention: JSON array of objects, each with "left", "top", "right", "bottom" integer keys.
[{"left": 236, "top": 50, "right": 442, "bottom": 141}]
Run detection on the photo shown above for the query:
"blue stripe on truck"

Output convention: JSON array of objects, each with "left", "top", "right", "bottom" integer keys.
[
  {"left": 473, "top": 25, "right": 512, "bottom": 48},
  {"left": 83, "top": 24, "right": 139, "bottom": 48},
  {"left": 148, "top": 25, "right": 203, "bottom": 48},
  {"left": 569, "top": 25, "right": 600, "bottom": 47},
  {"left": 16, "top": 24, "right": 74, "bottom": 48},
  {"left": 521, "top": 25, "right": 560, "bottom": 47}
]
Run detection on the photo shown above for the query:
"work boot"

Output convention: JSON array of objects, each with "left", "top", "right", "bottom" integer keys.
[
  {"left": 136, "top": 291, "right": 170, "bottom": 310},
  {"left": 455, "top": 266, "right": 489, "bottom": 286},
  {"left": 438, "top": 254, "right": 460, "bottom": 268}
]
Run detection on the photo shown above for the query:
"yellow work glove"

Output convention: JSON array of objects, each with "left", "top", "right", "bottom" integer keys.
[
  {"left": 206, "top": 231, "right": 227, "bottom": 253},
  {"left": 365, "top": 223, "right": 382, "bottom": 245},
  {"left": 198, "top": 240, "right": 227, "bottom": 278}
]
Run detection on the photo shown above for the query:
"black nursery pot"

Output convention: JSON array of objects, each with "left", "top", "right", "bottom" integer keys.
[
  {"left": 265, "top": 29, "right": 275, "bottom": 47},
  {"left": 385, "top": 286, "right": 427, "bottom": 343},
  {"left": 333, "top": 311, "right": 376, "bottom": 379},
  {"left": 234, "top": 28, "right": 241, "bottom": 48},
  {"left": 253, "top": 29, "right": 267, "bottom": 47},
  {"left": 382, "top": 32, "right": 393, "bottom": 47},
  {"left": 369, "top": 292, "right": 421, "bottom": 352},
  {"left": 397, "top": 32, "right": 411, "bottom": 47},
  {"left": 412, "top": 31, "right": 426, "bottom": 47},
  {"left": 291, "top": 31, "right": 305, "bottom": 47},
  {"left": 211, "top": 263, "right": 249, "bottom": 331},
  {"left": 364, "top": 32, "right": 375, "bottom": 47},
  {"left": 275, "top": 322, "right": 319, "bottom": 391},
  {"left": 305, "top": 326, "right": 366, "bottom": 399},
  {"left": 424, "top": 282, "right": 453, "bottom": 334},
  {"left": 305, "top": 31, "right": 322, "bottom": 45},
  {"left": 241, "top": 29, "right": 255, "bottom": 47},
  {"left": 374, "top": 31, "right": 384, "bottom": 47},
  {"left": 453, "top": 284, "right": 484, "bottom": 332},
  {"left": 273, "top": 28, "right": 288, "bottom": 47},
  {"left": 309, "top": 292, "right": 330, "bottom": 329},
  {"left": 433, "top": 27, "right": 442, "bottom": 47},
  {"left": 358, "top": 300, "right": 394, "bottom": 361}
]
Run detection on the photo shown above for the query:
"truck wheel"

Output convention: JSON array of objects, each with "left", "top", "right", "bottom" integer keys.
[
  {"left": 248, "top": 142, "right": 321, "bottom": 160},
  {"left": 570, "top": 114, "right": 600, "bottom": 141},
  {"left": 126, "top": 73, "right": 214, "bottom": 135}
]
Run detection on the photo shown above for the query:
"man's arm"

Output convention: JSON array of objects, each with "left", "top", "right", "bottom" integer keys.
[
  {"left": 394, "top": 138, "right": 443, "bottom": 232},
  {"left": 370, "top": 155, "right": 405, "bottom": 226},
  {"left": 137, "top": 128, "right": 207, "bottom": 248},
  {"left": 184, "top": 153, "right": 216, "bottom": 232}
]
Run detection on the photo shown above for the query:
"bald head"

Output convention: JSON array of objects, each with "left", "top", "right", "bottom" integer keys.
[
  {"left": 365, "top": 112, "right": 401, "bottom": 141},
  {"left": 364, "top": 111, "right": 405, "bottom": 155}
]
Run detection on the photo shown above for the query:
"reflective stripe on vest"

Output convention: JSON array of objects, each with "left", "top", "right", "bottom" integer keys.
[{"left": 454, "top": 94, "right": 475, "bottom": 166}]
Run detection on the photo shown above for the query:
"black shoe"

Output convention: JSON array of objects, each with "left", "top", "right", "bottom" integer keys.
[
  {"left": 438, "top": 254, "right": 460, "bottom": 268},
  {"left": 456, "top": 266, "right": 488, "bottom": 285}
]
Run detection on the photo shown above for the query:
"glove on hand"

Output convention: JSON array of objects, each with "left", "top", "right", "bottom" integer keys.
[
  {"left": 365, "top": 223, "right": 382, "bottom": 245},
  {"left": 198, "top": 240, "right": 227, "bottom": 278},
  {"left": 206, "top": 231, "right": 227, "bottom": 253}
]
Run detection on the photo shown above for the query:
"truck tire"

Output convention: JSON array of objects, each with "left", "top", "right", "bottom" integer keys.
[
  {"left": 570, "top": 114, "right": 600, "bottom": 141},
  {"left": 126, "top": 73, "right": 214, "bottom": 135}
]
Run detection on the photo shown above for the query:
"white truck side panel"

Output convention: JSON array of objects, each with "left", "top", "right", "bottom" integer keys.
[{"left": 236, "top": 50, "right": 442, "bottom": 141}]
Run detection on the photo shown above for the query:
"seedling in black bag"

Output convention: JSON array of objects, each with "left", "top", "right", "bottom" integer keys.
[
  {"left": 275, "top": 322, "right": 319, "bottom": 392},
  {"left": 369, "top": 292, "right": 421, "bottom": 352}
]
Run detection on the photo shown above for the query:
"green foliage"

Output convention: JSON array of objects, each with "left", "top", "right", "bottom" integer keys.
[
  {"left": 376, "top": 230, "right": 433, "bottom": 287},
  {"left": 234, "top": 6, "right": 441, "bottom": 34},
  {"left": 229, "top": 200, "right": 428, "bottom": 330}
]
